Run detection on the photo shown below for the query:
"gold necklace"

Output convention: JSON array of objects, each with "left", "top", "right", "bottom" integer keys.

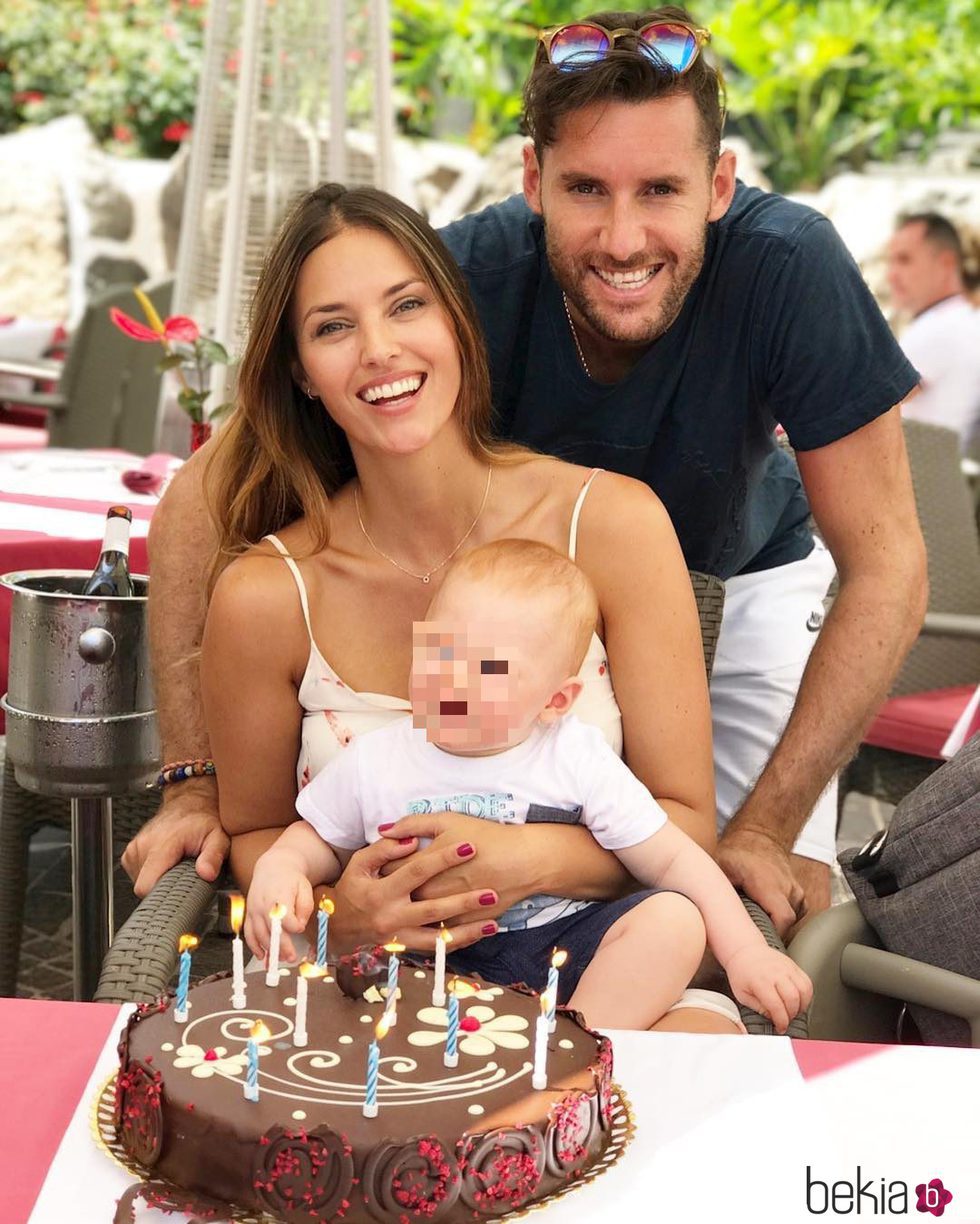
[
  {"left": 353, "top": 466, "right": 493, "bottom": 584},
  {"left": 563, "top": 293, "right": 592, "bottom": 379}
]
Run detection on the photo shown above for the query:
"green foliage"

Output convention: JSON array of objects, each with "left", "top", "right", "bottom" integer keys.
[
  {"left": 710, "top": 0, "right": 980, "bottom": 190},
  {"left": 0, "top": 0, "right": 205, "bottom": 158}
]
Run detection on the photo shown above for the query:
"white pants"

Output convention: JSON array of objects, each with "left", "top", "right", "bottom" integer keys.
[{"left": 710, "top": 540, "right": 838, "bottom": 864}]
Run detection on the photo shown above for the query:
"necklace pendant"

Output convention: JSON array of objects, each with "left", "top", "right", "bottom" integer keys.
[{"left": 422, "top": 575, "right": 430, "bottom": 584}]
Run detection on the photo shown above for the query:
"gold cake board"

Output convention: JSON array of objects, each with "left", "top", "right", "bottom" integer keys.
[{"left": 94, "top": 1072, "right": 635, "bottom": 1222}]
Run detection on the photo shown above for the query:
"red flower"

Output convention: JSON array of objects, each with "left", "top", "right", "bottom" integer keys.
[
  {"left": 13, "top": 90, "right": 45, "bottom": 105},
  {"left": 109, "top": 307, "right": 199, "bottom": 344},
  {"left": 113, "top": 124, "right": 134, "bottom": 143},
  {"left": 162, "top": 120, "right": 192, "bottom": 142}
]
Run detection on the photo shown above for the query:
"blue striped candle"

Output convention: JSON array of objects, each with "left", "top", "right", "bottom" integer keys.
[
  {"left": 244, "top": 1020, "right": 269, "bottom": 1101},
  {"left": 316, "top": 897, "right": 334, "bottom": 968},
  {"left": 546, "top": 948, "right": 567, "bottom": 1033},
  {"left": 384, "top": 939, "right": 405, "bottom": 1026},
  {"left": 363, "top": 1014, "right": 389, "bottom": 1118},
  {"left": 444, "top": 979, "right": 459, "bottom": 1068},
  {"left": 174, "top": 934, "right": 198, "bottom": 1022}
]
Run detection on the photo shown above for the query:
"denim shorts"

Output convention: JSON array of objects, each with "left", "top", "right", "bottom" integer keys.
[{"left": 446, "top": 889, "right": 666, "bottom": 1005}]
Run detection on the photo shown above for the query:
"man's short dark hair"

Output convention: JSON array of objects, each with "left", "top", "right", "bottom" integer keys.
[
  {"left": 522, "top": 6, "right": 724, "bottom": 162},
  {"left": 898, "top": 211, "right": 964, "bottom": 275}
]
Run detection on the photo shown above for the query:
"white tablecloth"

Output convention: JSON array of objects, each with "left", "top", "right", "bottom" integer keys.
[{"left": 27, "top": 1011, "right": 980, "bottom": 1224}]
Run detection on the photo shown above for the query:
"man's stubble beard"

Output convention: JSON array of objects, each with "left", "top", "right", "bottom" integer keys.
[{"left": 544, "top": 219, "right": 709, "bottom": 348}]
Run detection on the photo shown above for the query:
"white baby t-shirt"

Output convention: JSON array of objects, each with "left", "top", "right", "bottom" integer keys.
[{"left": 295, "top": 714, "right": 667, "bottom": 931}]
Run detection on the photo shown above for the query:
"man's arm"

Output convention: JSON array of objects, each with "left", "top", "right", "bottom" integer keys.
[
  {"left": 718, "top": 407, "right": 927, "bottom": 930},
  {"left": 120, "top": 445, "right": 227, "bottom": 896}
]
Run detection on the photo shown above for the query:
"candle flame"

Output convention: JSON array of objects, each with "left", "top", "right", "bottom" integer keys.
[
  {"left": 269, "top": 902, "right": 288, "bottom": 921},
  {"left": 551, "top": 948, "right": 568, "bottom": 970},
  {"left": 384, "top": 938, "right": 406, "bottom": 954},
  {"left": 438, "top": 924, "right": 453, "bottom": 946},
  {"left": 540, "top": 991, "right": 552, "bottom": 1016},
  {"left": 319, "top": 896, "right": 335, "bottom": 915},
  {"left": 178, "top": 933, "right": 199, "bottom": 955},
  {"left": 299, "top": 960, "right": 329, "bottom": 980},
  {"left": 375, "top": 1015, "right": 390, "bottom": 1041},
  {"left": 229, "top": 895, "right": 245, "bottom": 935},
  {"left": 250, "top": 1020, "right": 271, "bottom": 1041}
]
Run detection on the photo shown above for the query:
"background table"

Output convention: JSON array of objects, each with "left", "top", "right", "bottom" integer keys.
[
  {"left": 6, "top": 994, "right": 980, "bottom": 1224},
  {"left": 0, "top": 449, "right": 161, "bottom": 731}
]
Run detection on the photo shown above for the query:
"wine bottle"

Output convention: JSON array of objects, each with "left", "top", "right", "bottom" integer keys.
[{"left": 82, "top": 505, "right": 135, "bottom": 597}]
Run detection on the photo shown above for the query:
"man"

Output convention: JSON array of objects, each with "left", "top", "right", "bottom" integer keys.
[
  {"left": 887, "top": 211, "right": 980, "bottom": 454},
  {"left": 124, "top": 8, "right": 926, "bottom": 938}
]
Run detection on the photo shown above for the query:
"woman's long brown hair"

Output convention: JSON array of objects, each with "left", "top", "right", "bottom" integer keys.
[{"left": 205, "top": 184, "right": 520, "bottom": 588}]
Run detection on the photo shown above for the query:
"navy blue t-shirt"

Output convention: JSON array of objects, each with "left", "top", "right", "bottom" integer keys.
[{"left": 440, "top": 185, "right": 918, "bottom": 579}]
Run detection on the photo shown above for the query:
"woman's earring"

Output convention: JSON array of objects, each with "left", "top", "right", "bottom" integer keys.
[{"left": 305, "top": 387, "right": 318, "bottom": 400}]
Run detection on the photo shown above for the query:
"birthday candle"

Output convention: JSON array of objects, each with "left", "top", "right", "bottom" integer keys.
[
  {"left": 383, "top": 939, "right": 405, "bottom": 1026},
  {"left": 244, "top": 1019, "right": 270, "bottom": 1102},
  {"left": 294, "top": 961, "right": 328, "bottom": 1046},
  {"left": 230, "top": 895, "right": 246, "bottom": 1009},
  {"left": 363, "top": 1014, "right": 389, "bottom": 1118},
  {"left": 316, "top": 896, "right": 334, "bottom": 968},
  {"left": 532, "top": 991, "right": 551, "bottom": 1090},
  {"left": 432, "top": 924, "right": 452, "bottom": 1007},
  {"left": 444, "top": 978, "right": 459, "bottom": 1068},
  {"left": 547, "top": 948, "right": 567, "bottom": 1033},
  {"left": 174, "top": 933, "right": 199, "bottom": 1023},
  {"left": 266, "top": 903, "right": 287, "bottom": 987}
]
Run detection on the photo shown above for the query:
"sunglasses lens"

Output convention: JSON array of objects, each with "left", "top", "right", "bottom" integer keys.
[
  {"left": 638, "top": 22, "right": 698, "bottom": 72},
  {"left": 549, "top": 24, "right": 611, "bottom": 71}
]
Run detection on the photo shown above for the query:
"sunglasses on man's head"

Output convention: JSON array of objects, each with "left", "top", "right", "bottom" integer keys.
[{"left": 537, "top": 20, "right": 711, "bottom": 75}]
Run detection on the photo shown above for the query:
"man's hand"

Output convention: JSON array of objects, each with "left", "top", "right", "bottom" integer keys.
[
  {"left": 121, "top": 779, "right": 228, "bottom": 898},
  {"left": 716, "top": 826, "right": 806, "bottom": 938},
  {"left": 723, "top": 943, "right": 813, "bottom": 1033}
]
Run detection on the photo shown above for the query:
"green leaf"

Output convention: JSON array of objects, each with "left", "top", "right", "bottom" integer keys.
[
  {"left": 196, "top": 337, "right": 230, "bottom": 365},
  {"left": 155, "top": 353, "right": 185, "bottom": 372}
]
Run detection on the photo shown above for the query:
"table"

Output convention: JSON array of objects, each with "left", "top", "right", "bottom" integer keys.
[
  {"left": 6, "top": 995, "right": 980, "bottom": 1224},
  {"left": 0, "top": 448, "right": 161, "bottom": 732}
]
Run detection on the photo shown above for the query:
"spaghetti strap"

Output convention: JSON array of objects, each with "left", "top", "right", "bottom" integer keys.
[
  {"left": 567, "top": 468, "right": 603, "bottom": 561},
  {"left": 264, "top": 533, "right": 316, "bottom": 645}
]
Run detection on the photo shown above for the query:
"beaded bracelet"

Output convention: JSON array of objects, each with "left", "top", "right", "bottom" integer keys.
[{"left": 153, "top": 758, "right": 217, "bottom": 789}]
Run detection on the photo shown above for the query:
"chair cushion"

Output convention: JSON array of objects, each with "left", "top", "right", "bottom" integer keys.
[{"left": 864, "top": 685, "right": 978, "bottom": 759}]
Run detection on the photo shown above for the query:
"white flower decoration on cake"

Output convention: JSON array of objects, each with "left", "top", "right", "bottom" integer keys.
[
  {"left": 408, "top": 1004, "right": 529, "bottom": 1057},
  {"left": 172, "top": 1043, "right": 251, "bottom": 1079},
  {"left": 453, "top": 982, "right": 505, "bottom": 1003}
]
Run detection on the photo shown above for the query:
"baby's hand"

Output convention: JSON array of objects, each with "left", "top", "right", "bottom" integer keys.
[
  {"left": 245, "top": 853, "right": 315, "bottom": 964},
  {"left": 724, "top": 944, "right": 813, "bottom": 1033}
]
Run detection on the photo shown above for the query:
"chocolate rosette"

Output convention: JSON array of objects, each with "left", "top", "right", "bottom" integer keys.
[
  {"left": 115, "top": 1059, "right": 164, "bottom": 1167},
  {"left": 251, "top": 1125, "right": 354, "bottom": 1220},
  {"left": 361, "top": 1135, "right": 461, "bottom": 1221},
  {"left": 545, "top": 1090, "right": 600, "bottom": 1178},
  {"left": 458, "top": 1126, "right": 545, "bottom": 1215},
  {"left": 595, "top": 1036, "right": 614, "bottom": 1131}
]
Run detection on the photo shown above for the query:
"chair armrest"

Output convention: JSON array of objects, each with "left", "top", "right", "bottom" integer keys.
[
  {"left": 737, "top": 894, "right": 809, "bottom": 1038},
  {"left": 0, "top": 357, "right": 63, "bottom": 382},
  {"left": 94, "top": 859, "right": 216, "bottom": 1003},
  {"left": 840, "top": 944, "right": 980, "bottom": 1048},
  {"left": 919, "top": 612, "right": 980, "bottom": 641}
]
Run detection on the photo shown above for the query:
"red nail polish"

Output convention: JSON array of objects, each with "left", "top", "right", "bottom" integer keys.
[
  {"left": 457, "top": 843, "right": 475, "bottom": 857},
  {"left": 481, "top": 923, "right": 497, "bottom": 935},
  {"left": 378, "top": 822, "right": 395, "bottom": 832},
  {"left": 479, "top": 892, "right": 496, "bottom": 906},
  {"left": 398, "top": 837, "right": 415, "bottom": 845}
]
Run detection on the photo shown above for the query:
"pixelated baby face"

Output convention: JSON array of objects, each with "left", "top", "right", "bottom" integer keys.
[{"left": 410, "top": 614, "right": 566, "bottom": 754}]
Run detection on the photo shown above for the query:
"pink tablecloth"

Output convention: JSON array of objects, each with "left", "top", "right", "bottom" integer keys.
[
  {"left": 6, "top": 992, "right": 980, "bottom": 1223},
  {"left": 0, "top": 449, "right": 161, "bottom": 730}
]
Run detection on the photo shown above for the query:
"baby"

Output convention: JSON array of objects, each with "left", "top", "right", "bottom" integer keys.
[{"left": 246, "top": 539, "right": 812, "bottom": 1031}]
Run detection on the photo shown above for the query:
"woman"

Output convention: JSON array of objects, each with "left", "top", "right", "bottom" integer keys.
[{"left": 201, "top": 183, "right": 736, "bottom": 1033}]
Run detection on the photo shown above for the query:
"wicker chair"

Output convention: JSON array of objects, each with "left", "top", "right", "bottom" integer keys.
[{"left": 839, "top": 419, "right": 980, "bottom": 814}]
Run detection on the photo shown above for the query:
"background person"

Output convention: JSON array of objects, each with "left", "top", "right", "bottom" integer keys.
[
  {"left": 887, "top": 211, "right": 980, "bottom": 455},
  {"left": 125, "top": 7, "right": 927, "bottom": 940}
]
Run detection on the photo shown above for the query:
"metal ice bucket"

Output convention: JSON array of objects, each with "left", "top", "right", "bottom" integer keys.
[
  {"left": 1, "top": 571, "right": 159, "bottom": 794},
  {"left": 1, "top": 569, "right": 160, "bottom": 999}
]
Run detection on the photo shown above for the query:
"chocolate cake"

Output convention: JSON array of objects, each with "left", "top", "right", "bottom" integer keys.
[{"left": 114, "top": 963, "right": 616, "bottom": 1221}]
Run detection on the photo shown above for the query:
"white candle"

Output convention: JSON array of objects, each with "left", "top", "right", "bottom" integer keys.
[
  {"left": 432, "top": 925, "right": 452, "bottom": 1007},
  {"left": 532, "top": 992, "right": 551, "bottom": 1090},
  {"left": 230, "top": 894, "right": 246, "bottom": 1009},
  {"left": 294, "top": 967, "right": 310, "bottom": 1047},
  {"left": 266, "top": 903, "right": 287, "bottom": 987}
]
